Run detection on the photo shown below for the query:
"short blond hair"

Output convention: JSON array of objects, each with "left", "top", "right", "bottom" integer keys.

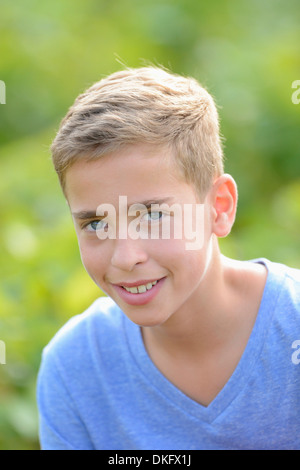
[{"left": 51, "top": 66, "right": 224, "bottom": 196}]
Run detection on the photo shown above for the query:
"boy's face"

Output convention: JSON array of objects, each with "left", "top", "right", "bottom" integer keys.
[{"left": 65, "top": 143, "right": 215, "bottom": 327}]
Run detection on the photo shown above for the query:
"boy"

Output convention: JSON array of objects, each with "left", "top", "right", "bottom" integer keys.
[{"left": 37, "top": 66, "right": 300, "bottom": 450}]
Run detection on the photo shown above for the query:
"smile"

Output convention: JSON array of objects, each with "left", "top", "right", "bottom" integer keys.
[
  {"left": 111, "top": 277, "right": 166, "bottom": 306},
  {"left": 122, "top": 280, "right": 158, "bottom": 294}
]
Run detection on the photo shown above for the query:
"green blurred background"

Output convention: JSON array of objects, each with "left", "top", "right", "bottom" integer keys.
[{"left": 0, "top": 0, "right": 300, "bottom": 450}]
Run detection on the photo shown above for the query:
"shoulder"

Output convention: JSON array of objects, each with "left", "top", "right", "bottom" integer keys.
[
  {"left": 263, "top": 258, "right": 300, "bottom": 292},
  {"left": 41, "top": 296, "right": 125, "bottom": 367},
  {"left": 259, "top": 258, "right": 300, "bottom": 316},
  {"left": 276, "top": 261, "right": 300, "bottom": 307}
]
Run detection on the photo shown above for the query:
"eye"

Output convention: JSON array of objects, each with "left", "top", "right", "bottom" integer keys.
[
  {"left": 140, "top": 210, "right": 171, "bottom": 224},
  {"left": 84, "top": 219, "right": 108, "bottom": 232},
  {"left": 141, "top": 211, "right": 163, "bottom": 222}
]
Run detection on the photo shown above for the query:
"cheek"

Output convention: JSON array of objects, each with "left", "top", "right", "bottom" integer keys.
[
  {"left": 169, "top": 234, "right": 212, "bottom": 280},
  {"left": 78, "top": 241, "right": 107, "bottom": 280},
  {"left": 155, "top": 238, "right": 207, "bottom": 278}
]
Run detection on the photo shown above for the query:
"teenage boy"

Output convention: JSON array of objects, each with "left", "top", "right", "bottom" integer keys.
[{"left": 37, "top": 67, "right": 300, "bottom": 450}]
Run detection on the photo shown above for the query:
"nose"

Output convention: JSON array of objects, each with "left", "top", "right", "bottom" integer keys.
[{"left": 110, "top": 237, "right": 148, "bottom": 271}]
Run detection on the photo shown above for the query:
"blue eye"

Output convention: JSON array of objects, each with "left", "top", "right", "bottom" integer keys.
[
  {"left": 85, "top": 220, "right": 107, "bottom": 232},
  {"left": 143, "top": 211, "right": 163, "bottom": 222}
]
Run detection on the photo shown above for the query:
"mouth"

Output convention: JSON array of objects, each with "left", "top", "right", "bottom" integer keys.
[
  {"left": 111, "top": 277, "right": 166, "bottom": 305},
  {"left": 120, "top": 279, "right": 159, "bottom": 294}
]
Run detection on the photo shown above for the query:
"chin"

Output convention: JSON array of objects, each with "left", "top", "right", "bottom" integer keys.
[{"left": 122, "top": 309, "right": 170, "bottom": 328}]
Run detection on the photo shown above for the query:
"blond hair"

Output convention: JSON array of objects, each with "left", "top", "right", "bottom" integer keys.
[{"left": 51, "top": 66, "right": 224, "bottom": 196}]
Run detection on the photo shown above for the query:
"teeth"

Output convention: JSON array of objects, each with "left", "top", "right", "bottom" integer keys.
[
  {"left": 126, "top": 286, "right": 138, "bottom": 293},
  {"left": 123, "top": 280, "right": 158, "bottom": 294}
]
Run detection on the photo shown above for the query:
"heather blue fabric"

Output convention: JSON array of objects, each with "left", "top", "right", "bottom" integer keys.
[{"left": 37, "top": 259, "right": 300, "bottom": 450}]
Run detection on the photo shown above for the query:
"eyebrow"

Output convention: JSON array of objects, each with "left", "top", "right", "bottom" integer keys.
[
  {"left": 72, "top": 210, "right": 99, "bottom": 220},
  {"left": 72, "top": 197, "right": 176, "bottom": 220}
]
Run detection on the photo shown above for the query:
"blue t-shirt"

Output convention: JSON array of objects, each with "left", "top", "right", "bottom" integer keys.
[{"left": 37, "top": 259, "right": 300, "bottom": 450}]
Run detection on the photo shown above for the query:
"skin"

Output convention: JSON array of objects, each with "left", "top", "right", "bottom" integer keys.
[{"left": 65, "top": 143, "right": 267, "bottom": 406}]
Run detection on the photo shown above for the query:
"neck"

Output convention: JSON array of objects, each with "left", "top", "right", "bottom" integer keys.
[
  {"left": 142, "top": 241, "right": 236, "bottom": 358},
  {"left": 141, "top": 243, "right": 267, "bottom": 363}
]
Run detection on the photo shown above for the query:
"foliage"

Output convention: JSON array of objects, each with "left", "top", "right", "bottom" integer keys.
[{"left": 0, "top": 0, "right": 299, "bottom": 449}]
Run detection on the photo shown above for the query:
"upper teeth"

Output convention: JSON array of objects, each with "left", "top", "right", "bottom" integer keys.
[{"left": 123, "top": 280, "right": 158, "bottom": 294}]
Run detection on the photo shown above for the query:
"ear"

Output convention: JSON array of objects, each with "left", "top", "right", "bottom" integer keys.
[{"left": 210, "top": 174, "right": 238, "bottom": 238}]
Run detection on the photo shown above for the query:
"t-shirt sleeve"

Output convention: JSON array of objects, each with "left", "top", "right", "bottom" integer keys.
[{"left": 37, "top": 348, "right": 94, "bottom": 450}]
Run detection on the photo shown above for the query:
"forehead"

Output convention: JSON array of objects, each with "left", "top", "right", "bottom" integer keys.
[{"left": 65, "top": 144, "right": 197, "bottom": 209}]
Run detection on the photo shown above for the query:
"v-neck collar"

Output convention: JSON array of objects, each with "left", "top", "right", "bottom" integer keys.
[{"left": 124, "top": 258, "right": 284, "bottom": 423}]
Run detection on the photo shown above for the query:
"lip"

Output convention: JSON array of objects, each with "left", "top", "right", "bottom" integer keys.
[{"left": 111, "top": 277, "right": 166, "bottom": 306}]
